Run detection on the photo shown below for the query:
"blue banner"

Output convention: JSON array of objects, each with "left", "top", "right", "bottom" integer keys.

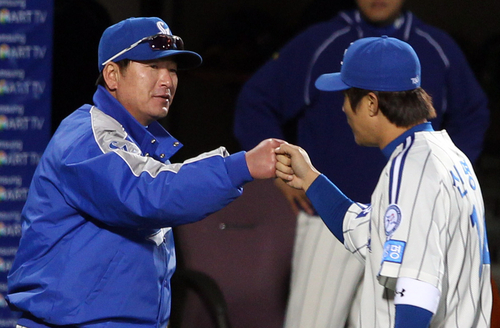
[{"left": 0, "top": 0, "right": 53, "bottom": 325}]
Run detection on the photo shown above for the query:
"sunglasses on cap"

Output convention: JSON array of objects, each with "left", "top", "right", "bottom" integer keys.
[{"left": 101, "top": 34, "right": 185, "bottom": 66}]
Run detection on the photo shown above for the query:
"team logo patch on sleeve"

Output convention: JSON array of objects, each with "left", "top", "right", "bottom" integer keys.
[
  {"left": 383, "top": 240, "right": 406, "bottom": 263},
  {"left": 384, "top": 204, "right": 402, "bottom": 237}
]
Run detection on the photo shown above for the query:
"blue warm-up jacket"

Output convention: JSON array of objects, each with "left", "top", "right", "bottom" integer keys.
[{"left": 7, "top": 86, "right": 252, "bottom": 328}]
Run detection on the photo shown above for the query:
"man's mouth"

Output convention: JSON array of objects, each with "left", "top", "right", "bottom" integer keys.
[{"left": 155, "top": 89, "right": 172, "bottom": 104}]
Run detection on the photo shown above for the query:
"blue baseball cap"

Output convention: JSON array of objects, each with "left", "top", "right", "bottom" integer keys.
[
  {"left": 98, "top": 17, "right": 202, "bottom": 72},
  {"left": 315, "top": 36, "right": 421, "bottom": 92}
]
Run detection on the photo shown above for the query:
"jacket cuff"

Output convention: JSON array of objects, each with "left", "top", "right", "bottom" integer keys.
[{"left": 224, "top": 151, "right": 253, "bottom": 187}]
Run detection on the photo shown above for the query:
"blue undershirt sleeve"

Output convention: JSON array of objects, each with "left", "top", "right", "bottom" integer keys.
[
  {"left": 305, "top": 174, "right": 353, "bottom": 243},
  {"left": 395, "top": 304, "right": 433, "bottom": 328}
]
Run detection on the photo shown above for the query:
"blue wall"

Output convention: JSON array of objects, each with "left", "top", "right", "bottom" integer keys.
[{"left": 0, "top": 1, "right": 53, "bottom": 325}]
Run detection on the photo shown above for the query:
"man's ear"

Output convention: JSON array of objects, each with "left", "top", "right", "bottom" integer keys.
[
  {"left": 102, "top": 62, "right": 120, "bottom": 91},
  {"left": 367, "top": 92, "right": 379, "bottom": 117}
]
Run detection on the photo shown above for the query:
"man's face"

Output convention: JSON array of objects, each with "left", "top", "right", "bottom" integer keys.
[
  {"left": 342, "top": 95, "right": 378, "bottom": 147},
  {"left": 114, "top": 58, "right": 178, "bottom": 126},
  {"left": 356, "top": 0, "right": 405, "bottom": 25}
]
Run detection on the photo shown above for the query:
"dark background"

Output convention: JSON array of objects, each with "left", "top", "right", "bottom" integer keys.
[
  {"left": 51, "top": 0, "right": 500, "bottom": 257},
  {"left": 52, "top": 0, "right": 500, "bottom": 156}
]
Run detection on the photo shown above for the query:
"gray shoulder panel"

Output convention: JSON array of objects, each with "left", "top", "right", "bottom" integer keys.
[{"left": 90, "top": 107, "right": 228, "bottom": 178}]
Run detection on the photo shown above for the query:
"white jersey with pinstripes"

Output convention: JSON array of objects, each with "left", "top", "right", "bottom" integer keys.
[{"left": 343, "top": 130, "right": 492, "bottom": 328}]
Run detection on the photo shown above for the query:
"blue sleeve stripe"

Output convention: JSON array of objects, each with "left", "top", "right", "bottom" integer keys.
[
  {"left": 395, "top": 304, "right": 433, "bottom": 328},
  {"left": 389, "top": 135, "right": 414, "bottom": 204},
  {"left": 306, "top": 174, "right": 353, "bottom": 243}
]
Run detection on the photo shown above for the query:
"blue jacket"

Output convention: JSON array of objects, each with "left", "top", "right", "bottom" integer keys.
[
  {"left": 234, "top": 10, "right": 489, "bottom": 203},
  {"left": 7, "top": 86, "right": 252, "bottom": 327}
]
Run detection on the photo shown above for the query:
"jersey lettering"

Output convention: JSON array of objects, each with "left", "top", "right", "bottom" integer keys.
[
  {"left": 460, "top": 160, "right": 477, "bottom": 190},
  {"left": 450, "top": 160, "right": 477, "bottom": 198},
  {"left": 470, "top": 206, "right": 491, "bottom": 276},
  {"left": 450, "top": 165, "right": 467, "bottom": 197}
]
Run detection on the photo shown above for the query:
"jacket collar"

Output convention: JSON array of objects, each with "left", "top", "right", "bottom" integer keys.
[{"left": 92, "top": 85, "right": 183, "bottom": 161}]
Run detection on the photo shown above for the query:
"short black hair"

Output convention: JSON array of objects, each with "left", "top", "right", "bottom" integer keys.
[
  {"left": 95, "top": 59, "right": 131, "bottom": 87},
  {"left": 343, "top": 87, "right": 436, "bottom": 127}
]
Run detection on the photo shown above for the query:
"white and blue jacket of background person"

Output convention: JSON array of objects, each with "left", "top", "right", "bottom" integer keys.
[{"left": 7, "top": 85, "right": 253, "bottom": 328}]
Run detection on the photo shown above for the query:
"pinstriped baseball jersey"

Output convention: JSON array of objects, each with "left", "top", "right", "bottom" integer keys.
[{"left": 343, "top": 129, "right": 492, "bottom": 327}]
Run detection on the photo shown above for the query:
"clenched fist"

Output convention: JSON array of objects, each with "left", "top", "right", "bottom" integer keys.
[{"left": 245, "top": 138, "right": 285, "bottom": 179}]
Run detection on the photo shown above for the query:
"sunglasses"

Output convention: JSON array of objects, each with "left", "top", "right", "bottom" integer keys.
[{"left": 101, "top": 34, "right": 185, "bottom": 66}]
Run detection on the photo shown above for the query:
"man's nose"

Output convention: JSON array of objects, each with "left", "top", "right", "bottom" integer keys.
[{"left": 159, "top": 69, "right": 173, "bottom": 86}]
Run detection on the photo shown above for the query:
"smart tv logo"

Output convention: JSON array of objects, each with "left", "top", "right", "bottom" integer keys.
[
  {"left": 0, "top": 9, "right": 7, "bottom": 23},
  {"left": 0, "top": 80, "right": 6, "bottom": 95},
  {"left": 0, "top": 151, "right": 6, "bottom": 165},
  {"left": 0, "top": 8, "right": 48, "bottom": 24},
  {"left": 0, "top": 43, "right": 7, "bottom": 58},
  {"left": 0, "top": 43, "right": 47, "bottom": 59},
  {"left": 0, "top": 115, "right": 45, "bottom": 130},
  {"left": 0, "top": 150, "right": 41, "bottom": 166},
  {"left": 0, "top": 185, "right": 28, "bottom": 202},
  {"left": 0, "top": 221, "right": 21, "bottom": 235},
  {"left": 0, "top": 79, "right": 46, "bottom": 98},
  {"left": 0, "top": 294, "right": 7, "bottom": 308},
  {"left": 0, "top": 256, "right": 13, "bottom": 272}
]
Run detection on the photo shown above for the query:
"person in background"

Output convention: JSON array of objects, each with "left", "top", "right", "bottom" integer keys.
[
  {"left": 233, "top": 0, "right": 489, "bottom": 327},
  {"left": 7, "top": 17, "right": 281, "bottom": 328}
]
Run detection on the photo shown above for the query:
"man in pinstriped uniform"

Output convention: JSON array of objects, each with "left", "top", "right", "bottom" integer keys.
[
  {"left": 275, "top": 36, "right": 492, "bottom": 328},
  {"left": 233, "top": 0, "right": 489, "bottom": 327}
]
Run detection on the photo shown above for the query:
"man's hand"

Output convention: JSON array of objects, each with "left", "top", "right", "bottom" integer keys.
[
  {"left": 274, "top": 178, "right": 315, "bottom": 216},
  {"left": 245, "top": 138, "right": 285, "bottom": 179},
  {"left": 275, "top": 143, "right": 321, "bottom": 192}
]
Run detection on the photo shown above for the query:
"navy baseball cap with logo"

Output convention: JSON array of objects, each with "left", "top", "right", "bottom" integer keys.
[
  {"left": 98, "top": 17, "right": 202, "bottom": 72},
  {"left": 315, "top": 36, "right": 421, "bottom": 92}
]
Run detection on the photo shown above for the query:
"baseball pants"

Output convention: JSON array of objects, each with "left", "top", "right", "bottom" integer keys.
[{"left": 284, "top": 211, "right": 364, "bottom": 328}]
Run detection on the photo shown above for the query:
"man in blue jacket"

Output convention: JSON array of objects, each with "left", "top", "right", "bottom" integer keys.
[
  {"left": 233, "top": 0, "right": 490, "bottom": 327},
  {"left": 7, "top": 17, "right": 281, "bottom": 328}
]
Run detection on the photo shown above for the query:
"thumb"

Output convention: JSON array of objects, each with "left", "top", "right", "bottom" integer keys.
[{"left": 269, "top": 138, "right": 287, "bottom": 148}]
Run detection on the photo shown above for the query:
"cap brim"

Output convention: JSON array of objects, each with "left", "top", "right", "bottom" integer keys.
[
  {"left": 127, "top": 50, "right": 203, "bottom": 69},
  {"left": 111, "top": 44, "right": 203, "bottom": 70},
  {"left": 315, "top": 72, "right": 350, "bottom": 91},
  {"left": 148, "top": 50, "right": 203, "bottom": 70}
]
